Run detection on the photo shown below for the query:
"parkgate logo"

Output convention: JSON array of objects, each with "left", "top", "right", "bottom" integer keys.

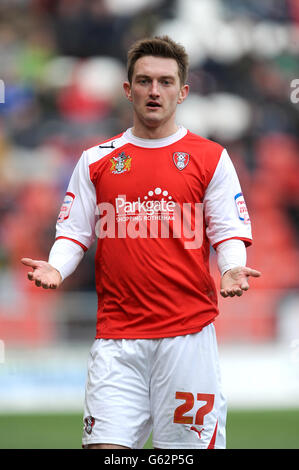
[
  {"left": 95, "top": 188, "right": 204, "bottom": 249},
  {"left": 115, "top": 187, "right": 176, "bottom": 217}
]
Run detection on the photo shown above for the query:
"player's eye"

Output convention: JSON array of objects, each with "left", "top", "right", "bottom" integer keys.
[
  {"left": 161, "top": 79, "right": 173, "bottom": 86},
  {"left": 138, "top": 78, "right": 150, "bottom": 85}
]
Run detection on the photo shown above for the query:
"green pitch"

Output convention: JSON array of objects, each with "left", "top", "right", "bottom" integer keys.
[{"left": 0, "top": 409, "right": 298, "bottom": 449}]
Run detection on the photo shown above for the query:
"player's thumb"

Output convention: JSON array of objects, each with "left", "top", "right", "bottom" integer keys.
[
  {"left": 21, "top": 258, "right": 38, "bottom": 268},
  {"left": 244, "top": 267, "right": 262, "bottom": 278}
]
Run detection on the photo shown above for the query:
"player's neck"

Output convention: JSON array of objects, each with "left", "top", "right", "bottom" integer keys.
[{"left": 131, "top": 121, "right": 179, "bottom": 140}]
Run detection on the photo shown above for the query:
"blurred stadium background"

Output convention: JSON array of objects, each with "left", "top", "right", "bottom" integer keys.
[{"left": 0, "top": 0, "right": 299, "bottom": 449}]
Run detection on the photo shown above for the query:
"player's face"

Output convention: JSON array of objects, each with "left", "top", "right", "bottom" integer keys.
[{"left": 123, "top": 56, "right": 189, "bottom": 137}]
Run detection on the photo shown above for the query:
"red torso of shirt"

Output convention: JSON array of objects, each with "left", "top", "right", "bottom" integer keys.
[{"left": 88, "top": 131, "right": 223, "bottom": 339}]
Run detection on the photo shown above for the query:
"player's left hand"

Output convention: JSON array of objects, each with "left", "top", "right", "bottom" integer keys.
[{"left": 220, "top": 266, "right": 261, "bottom": 298}]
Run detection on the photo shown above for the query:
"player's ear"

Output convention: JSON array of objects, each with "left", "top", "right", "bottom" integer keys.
[
  {"left": 177, "top": 84, "right": 189, "bottom": 104},
  {"left": 123, "top": 81, "right": 133, "bottom": 102}
]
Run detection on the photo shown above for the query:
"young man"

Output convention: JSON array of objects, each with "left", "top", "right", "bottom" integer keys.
[{"left": 22, "top": 36, "right": 261, "bottom": 449}]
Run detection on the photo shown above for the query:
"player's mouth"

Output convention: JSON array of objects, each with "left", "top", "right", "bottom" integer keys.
[{"left": 146, "top": 101, "right": 162, "bottom": 110}]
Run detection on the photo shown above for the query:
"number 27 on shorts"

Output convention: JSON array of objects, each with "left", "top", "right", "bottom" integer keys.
[{"left": 173, "top": 391, "right": 215, "bottom": 425}]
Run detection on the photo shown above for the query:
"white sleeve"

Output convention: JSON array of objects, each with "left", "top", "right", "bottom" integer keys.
[
  {"left": 48, "top": 238, "right": 84, "bottom": 281},
  {"left": 204, "top": 149, "right": 252, "bottom": 248},
  {"left": 55, "top": 150, "right": 97, "bottom": 250},
  {"left": 216, "top": 239, "right": 246, "bottom": 277}
]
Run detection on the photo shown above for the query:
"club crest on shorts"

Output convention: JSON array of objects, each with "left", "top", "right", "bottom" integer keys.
[
  {"left": 84, "top": 416, "right": 95, "bottom": 435},
  {"left": 173, "top": 152, "right": 190, "bottom": 170},
  {"left": 110, "top": 151, "right": 132, "bottom": 174}
]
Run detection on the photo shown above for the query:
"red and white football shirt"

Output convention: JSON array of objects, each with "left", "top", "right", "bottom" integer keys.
[{"left": 55, "top": 126, "right": 252, "bottom": 339}]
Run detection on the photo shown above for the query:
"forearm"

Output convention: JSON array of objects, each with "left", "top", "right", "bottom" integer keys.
[
  {"left": 216, "top": 239, "right": 246, "bottom": 277},
  {"left": 48, "top": 238, "right": 85, "bottom": 281}
]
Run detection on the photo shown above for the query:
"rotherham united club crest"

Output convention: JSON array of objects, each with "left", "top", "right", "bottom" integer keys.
[
  {"left": 84, "top": 416, "right": 95, "bottom": 435},
  {"left": 110, "top": 151, "right": 132, "bottom": 174},
  {"left": 173, "top": 152, "right": 190, "bottom": 170}
]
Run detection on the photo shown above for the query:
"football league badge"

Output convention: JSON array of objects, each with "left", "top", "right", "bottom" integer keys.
[
  {"left": 234, "top": 192, "right": 251, "bottom": 224},
  {"left": 173, "top": 152, "right": 190, "bottom": 170},
  {"left": 110, "top": 151, "right": 132, "bottom": 174},
  {"left": 57, "top": 192, "right": 75, "bottom": 223}
]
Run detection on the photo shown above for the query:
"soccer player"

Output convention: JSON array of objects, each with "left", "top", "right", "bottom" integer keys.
[{"left": 21, "top": 36, "right": 261, "bottom": 449}]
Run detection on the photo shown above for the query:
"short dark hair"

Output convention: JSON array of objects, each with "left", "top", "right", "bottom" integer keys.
[{"left": 127, "top": 35, "right": 189, "bottom": 85}]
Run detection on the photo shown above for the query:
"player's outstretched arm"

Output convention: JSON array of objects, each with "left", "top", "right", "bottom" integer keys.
[
  {"left": 21, "top": 258, "right": 62, "bottom": 289},
  {"left": 220, "top": 266, "right": 261, "bottom": 298}
]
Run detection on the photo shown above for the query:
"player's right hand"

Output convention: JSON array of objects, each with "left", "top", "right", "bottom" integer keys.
[{"left": 21, "top": 258, "right": 62, "bottom": 289}]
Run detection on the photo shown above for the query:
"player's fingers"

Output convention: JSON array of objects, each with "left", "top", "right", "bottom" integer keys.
[
  {"left": 240, "top": 282, "right": 249, "bottom": 291},
  {"left": 221, "top": 287, "right": 243, "bottom": 297},
  {"left": 28, "top": 271, "right": 42, "bottom": 281},
  {"left": 220, "top": 289, "right": 228, "bottom": 298},
  {"left": 35, "top": 279, "right": 42, "bottom": 287},
  {"left": 221, "top": 289, "right": 235, "bottom": 297},
  {"left": 233, "top": 288, "right": 243, "bottom": 296}
]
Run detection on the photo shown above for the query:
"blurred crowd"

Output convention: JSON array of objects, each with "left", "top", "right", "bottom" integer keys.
[{"left": 0, "top": 0, "right": 298, "bottom": 345}]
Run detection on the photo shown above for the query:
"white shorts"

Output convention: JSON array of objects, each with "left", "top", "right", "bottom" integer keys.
[{"left": 82, "top": 323, "right": 227, "bottom": 449}]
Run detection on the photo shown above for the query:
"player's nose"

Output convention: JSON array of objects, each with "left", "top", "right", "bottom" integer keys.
[{"left": 149, "top": 79, "right": 160, "bottom": 97}]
